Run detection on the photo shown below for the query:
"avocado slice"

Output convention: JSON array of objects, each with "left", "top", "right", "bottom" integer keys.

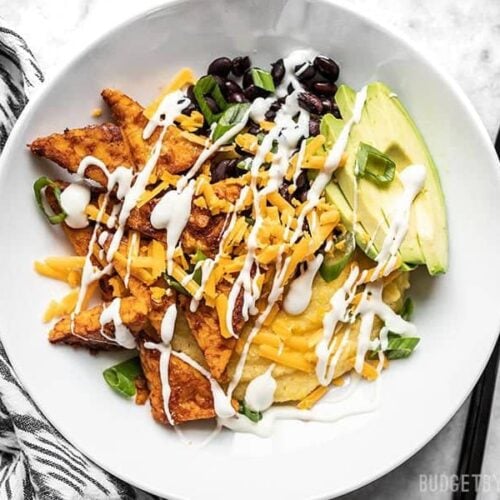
[{"left": 324, "top": 82, "right": 448, "bottom": 275}]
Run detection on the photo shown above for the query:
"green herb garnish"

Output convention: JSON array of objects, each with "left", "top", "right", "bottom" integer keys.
[
  {"left": 368, "top": 332, "right": 420, "bottom": 360},
  {"left": 33, "top": 177, "right": 67, "bottom": 224},
  {"left": 212, "top": 103, "right": 250, "bottom": 142},
  {"left": 193, "top": 75, "right": 229, "bottom": 124},
  {"left": 165, "top": 274, "right": 190, "bottom": 296},
  {"left": 238, "top": 400, "right": 263, "bottom": 423},
  {"left": 319, "top": 233, "right": 355, "bottom": 283},
  {"left": 250, "top": 68, "right": 275, "bottom": 93},
  {"left": 400, "top": 297, "right": 414, "bottom": 321},
  {"left": 103, "top": 357, "right": 142, "bottom": 398},
  {"left": 237, "top": 158, "right": 252, "bottom": 171},
  {"left": 355, "top": 142, "right": 396, "bottom": 185},
  {"left": 192, "top": 249, "right": 208, "bottom": 285}
]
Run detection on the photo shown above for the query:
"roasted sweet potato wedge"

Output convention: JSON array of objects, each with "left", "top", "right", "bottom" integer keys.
[
  {"left": 101, "top": 88, "right": 202, "bottom": 174},
  {"left": 49, "top": 296, "right": 149, "bottom": 350},
  {"left": 138, "top": 339, "right": 215, "bottom": 424},
  {"left": 179, "top": 295, "right": 235, "bottom": 381},
  {"left": 127, "top": 200, "right": 226, "bottom": 258},
  {"left": 29, "top": 124, "right": 134, "bottom": 187}
]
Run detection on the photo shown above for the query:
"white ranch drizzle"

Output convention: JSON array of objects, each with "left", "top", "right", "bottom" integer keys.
[
  {"left": 324, "top": 327, "right": 351, "bottom": 384},
  {"left": 150, "top": 179, "right": 195, "bottom": 275},
  {"left": 99, "top": 298, "right": 136, "bottom": 349},
  {"left": 71, "top": 90, "right": 190, "bottom": 336},
  {"left": 315, "top": 164, "right": 425, "bottom": 385},
  {"left": 227, "top": 251, "right": 292, "bottom": 399},
  {"left": 173, "top": 350, "right": 236, "bottom": 419},
  {"left": 371, "top": 164, "right": 427, "bottom": 279},
  {"left": 315, "top": 265, "right": 360, "bottom": 385},
  {"left": 143, "top": 90, "right": 190, "bottom": 140},
  {"left": 177, "top": 111, "right": 251, "bottom": 191},
  {"left": 291, "top": 86, "right": 368, "bottom": 244},
  {"left": 124, "top": 231, "right": 138, "bottom": 287},
  {"left": 283, "top": 253, "right": 324, "bottom": 315},
  {"left": 72, "top": 193, "right": 113, "bottom": 321},
  {"left": 244, "top": 365, "right": 277, "bottom": 412},
  {"left": 157, "top": 303, "right": 178, "bottom": 426},
  {"left": 220, "top": 375, "right": 378, "bottom": 437},
  {"left": 189, "top": 185, "right": 250, "bottom": 313},
  {"left": 353, "top": 280, "right": 416, "bottom": 371},
  {"left": 97, "top": 230, "right": 109, "bottom": 247},
  {"left": 59, "top": 183, "right": 91, "bottom": 229},
  {"left": 106, "top": 202, "right": 121, "bottom": 229},
  {"left": 225, "top": 80, "right": 311, "bottom": 335}
]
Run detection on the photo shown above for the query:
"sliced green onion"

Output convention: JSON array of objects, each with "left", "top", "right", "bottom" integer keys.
[
  {"left": 320, "top": 113, "right": 344, "bottom": 149},
  {"left": 320, "top": 233, "right": 355, "bottom": 282},
  {"left": 103, "top": 357, "right": 142, "bottom": 398},
  {"left": 368, "top": 333, "right": 420, "bottom": 360},
  {"left": 165, "top": 274, "right": 190, "bottom": 296},
  {"left": 33, "top": 177, "right": 67, "bottom": 224},
  {"left": 245, "top": 216, "right": 255, "bottom": 226},
  {"left": 193, "top": 75, "right": 229, "bottom": 125},
  {"left": 384, "top": 335, "right": 420, "bottom": 359},
  {"left": 238, "top": 400, "right": 263, "bottom": 423},
  {"left": 400, "top": 297, "right": 414, "bottom": 321},
  {"left": 251, "top": 68, "right": 275, "bottom": 93},
  {"left": 237, "top": 158, "right": 252, "bottom": 171},
  {"left": 193, "top": 249, "right": 208, "bottom": 263},
  {"left": 212, "top": 103, "right": 250, "bottom": 142},
  {"left": 355, "top": 142, "right": 396, "bottom": 186},
  {"left": 192, "top": 249, "right": 208, "bottom": 285}
]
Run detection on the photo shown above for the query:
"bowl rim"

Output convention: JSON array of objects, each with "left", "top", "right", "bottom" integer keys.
[{"left": 1, "top": 0, "right": 500, "bottom": 497}]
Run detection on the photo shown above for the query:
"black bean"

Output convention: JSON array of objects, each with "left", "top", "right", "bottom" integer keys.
[
  {"left": 228, "top": 92, "right": 247, "bottom": 103},
  {"left": 309, "top": 118, "right": 320, "bottom": 136},
  {"left": 205, "top": 96, "right": 219, "bottom": 113},
  {"left": 332, "top": 103, "right": 342, "bottom": 119},
  {"left": 295, "top": 63, "right": 315, "bottom": 82},
  {"left": 321, "top": 98, "right": 333, "bottom": 114},
  {"left": 287, "top": 83, "right": 295, "bottom": 95},
  {"left": 210, "top": 159, "right": 238, "bottom": 182},
  {"left": 181, "top": 103, "right": 197, "bottom": 116},
  {"left": 244, "top": 84, "right": 265, "bottom": 101},
  {"left": 231, "top": 56, "right": 251, "bottom": 77},
  {"left": 279, "top": 182, "right": 293, "bottom": 202},
  {"left": 295, "top": 171, "right": 309, "bottom": 192},
  {"left": 298, "top": 92, "right": 323, "bottom": 114},
  {"left": 186, "top": 84, "right": 196, "bottom": 102},
  {"left": 247, "top": 122, "right": 261, "bottom": 135},
  {"left": 270, "top": 100, "right": 282, "bottom": 112},
  {"left": 298, "top": 189, "right": 309, "bottom": 203},
  {"left": 312, "top": 81, "right": 337, "bottom": 96},
  {"left": 208, "top": 57, "right": 232, "bottom": 78},
  {"left": 271, "top": 58, "right": 285, "bottom": 85},
  {"left": 314, "top": 56, "right": 340, "bottom": 82},
  {"left": 224, "top": 79, "right": 243, "bottom": 95},
  {"left": 265, "top": 109, "right": 276, "bottom": 121},
  {"left": 243, "top": 69, "right": 253, "bottom": 89}
]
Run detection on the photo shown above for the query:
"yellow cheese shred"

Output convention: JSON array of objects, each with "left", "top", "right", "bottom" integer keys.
[
  {"left": 297, "top": 385, "right": 328, "bottom": 410},
  {"left": 215, "top": 294, "right": 232, "bottom": 339},
  {"left": 258, "top": 345, "right": 314, "bottom": 373},
  {"left": 43, "top": 289, "right": 79, "bottom": 323},
  {"left": 143, "top": 67, "right": 196, "bottom": 119}
]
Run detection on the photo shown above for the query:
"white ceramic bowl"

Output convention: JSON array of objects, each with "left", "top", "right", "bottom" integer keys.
[{"left": 1, "top": 0, "right": 499, "bottom": 498}]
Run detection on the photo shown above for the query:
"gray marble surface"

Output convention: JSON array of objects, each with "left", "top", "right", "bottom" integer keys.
[{"left": 1, "top": 0, "right": 499, "bottom": 498}]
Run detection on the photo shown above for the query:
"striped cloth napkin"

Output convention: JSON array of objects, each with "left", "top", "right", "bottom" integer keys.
[{"left": 0, "top": 26, "right": 157, "bottom": 500}]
